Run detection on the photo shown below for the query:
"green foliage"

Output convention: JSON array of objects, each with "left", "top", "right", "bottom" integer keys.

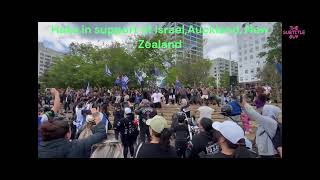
[
  {"left": 256, "top": 22, "right": 282, "bottom": 102},
  {"left": 258, "top": 22, "right": 282, "bottom": 64},
  {"left": 40, "top": 33, "right": 174, "bottom": 89},
  {"left": 219, "top": 71, "right": 230, "bottom": 88}
]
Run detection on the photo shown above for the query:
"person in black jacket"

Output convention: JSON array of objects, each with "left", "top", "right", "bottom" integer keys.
[
  {"left": 38, "top": 113, "right": 107, "bottom": 158},
  {"left": 116, "top": 107, "right": 138, "bottom": 158},
  {"left": 113, "top": 103, "right": 124, "bottom": 140},
  {"left": 134, "top": 99, "right": 157, "bottom": 143},
  {"left": 185, "top": 117, "right": 220, "bottom": 158},
  {"left": 173, "top": 113, "right": 189, "bottom": 158}
]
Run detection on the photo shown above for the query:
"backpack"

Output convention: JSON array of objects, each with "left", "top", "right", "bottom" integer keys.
[
  {"left": 229, "top": 101, "right": 242, "bottom": 116},
  {"left": 90, "top": 139, "right": 123, "bottom": 158},
  {"left": 263, "top": 121, "right": 282, "bottom": 151}
]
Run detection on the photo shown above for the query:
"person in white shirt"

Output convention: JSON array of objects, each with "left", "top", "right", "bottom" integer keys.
[
  {"left": 151, "top": 90, "right": 163, "bottom": 109},
  {"left": 197, "top": 101, "right": 214, "bottom": 122}
]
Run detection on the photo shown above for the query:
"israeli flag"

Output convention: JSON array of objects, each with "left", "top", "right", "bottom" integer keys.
[
  {"left": 142, "top": 72, "right": 147, "bottom": 78},
  {"left": 85, "top": 82, "right": 90, "bottom": 95},
  {"left": 135, "top": 71, "right": 143, "bottom": 84},
  {"left": 122, "top": 75, "right": 130, "bottom": 84},
  {"left": 105, "top": 64, "right": 112, "bottom": 76}
]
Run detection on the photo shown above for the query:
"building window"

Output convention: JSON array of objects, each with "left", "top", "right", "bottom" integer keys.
[
  {"left": 244, "top": 57, "right": 247, "bottom": 60},
  {"left": 257, "top": 67, "right": 260, "bottom": 72},
  {"left": 256, "top": 61, "right": 260, "bottom": 65},
  {"left": 239, "top": 58, "right": 242, "bottom": 61},
  {"left": 255, "top": 40, "right": 259, "bottom": 44},
  {"left": 249, "top": 48, "right": 253, "bottom": 53},
  {"left": 40, "top": 53, "right": 44, "bottom": 56},
  {"left": 239, "top": 52, "right": 241, "bottom": 56},
  {"left": 261, "top": 37, "right": 266, "bottom": 42},
  {"left": 243, "top": 44, "right": 247, "bottom": 48},
  {"left": 256, "top": 46, "right": 259, "bottom": 51},
  {"left": 250, "top": 55, "right": 253, "bottom": 59},
  {"left": 40, "top": 57, "right": 44, "bottom": 59},
  {"left": 245, "top": 70, "right": 248, "bottom": 74},
  {"left": 251, "top": 69, "right": 254, "bottom": 73},
  {"left": 239, "top": 65, "right": 242, "bottom": 68},
  {"left": 244, "top": 50, "right": 247, "bottom": 54},
  {"left": 251, "top": 77, "right": 255, "bottom": 80}
]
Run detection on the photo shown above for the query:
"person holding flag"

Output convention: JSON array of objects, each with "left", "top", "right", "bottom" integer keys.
[
  {"left": 115, "top": 76, "right": 121, "bottom": 86},
  {"left": 121, "top": 75, "right": 130, "bottom": 92},
  {"left": 135, "top": 70, "right": 145, "bottom": 90}
]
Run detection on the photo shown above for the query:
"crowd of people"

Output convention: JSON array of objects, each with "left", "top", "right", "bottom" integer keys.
[{"left": 38, "top": 83, "right": 281, "bottom": 158}]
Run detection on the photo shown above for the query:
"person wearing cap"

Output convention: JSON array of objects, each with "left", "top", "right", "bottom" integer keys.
[
  {"left": 240, "top": 95, "right": 281, "bottom": 158},
  {"left": 135, "top": 99, "right": 157, "bottom": 143},
  {"left": 211, "top": 121, "right": 256, "bottom": 158},
  {"left": 220, "top": 104, "right": 242, "bottom": 127},
  {"left": 197, "top": 101, "right": 214, "bottom": 122},
  {"left": 135, "top": 115, "right": 176, "bottom": 158},
  {"left": 227, "top": 95, "right": 242, "bottom": 125},
  {"left": 38, "top": 113, "right": 107, "bottom": 158},
  {"left": 116, "top": 107, "right": 137, "bottom": 158},
  {"left": 185, "top": 117, "right": 219, "bottom": 158},
  {"left": 173, "top": 113, "right": 190, "bottom": 158}
]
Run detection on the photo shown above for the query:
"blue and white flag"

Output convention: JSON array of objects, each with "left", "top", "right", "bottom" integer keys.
[
  {"left": 175, "top": 79, "right": 180, "bottom": 90},
  {"left": 105, "top": 64, "right": 112, "bottom": 76},
  {"left": 85, "top": 82, "right": 90, "bottom": 95},
  {"left": 135, "top": 71, "right": 144, "bottom": 84},
  {"left": 115, "top": 76, "right": 121, "bottom": 85},
  {"left": 122, "top": 75, "right": 130, "bottom": 84},
  {"left": 121, "top": 81, "right": 127, "bottom": 91}
]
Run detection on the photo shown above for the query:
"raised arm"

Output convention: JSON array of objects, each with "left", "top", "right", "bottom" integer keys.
[{"left": 50, "top": 88, "right": 61, "bottom": 113}]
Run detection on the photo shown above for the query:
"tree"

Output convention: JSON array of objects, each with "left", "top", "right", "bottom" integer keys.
[
  {"left": 219, "top": 71, "right": 230, "bottom": 88},
  {"left": 40, "top": 33, "right": 175, "bottom": 89},
  {"left": 257, "top": 22, "right": 282, "bottom": 102},
  {"left": 258, "top": 22, "right": 282, "bottom": 64}
]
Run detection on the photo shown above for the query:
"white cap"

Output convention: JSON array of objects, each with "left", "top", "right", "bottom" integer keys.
[
  {"left": 124, "top": 107, "right": 132, "bottom": 114},
  {"left": 212, "top": 120, "right": 245, "bottom": 144}
]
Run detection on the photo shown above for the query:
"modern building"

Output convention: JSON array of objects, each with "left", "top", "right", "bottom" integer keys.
[
  {"left": 237, "top": 22, "right": 275, "bottom": 84},
  {"left": 38, "top": 42, "right": 65, "bottom": 78},
  {"left": 161, "top": 22, "right": 203, "bottom": 63},
  {"left": 209, "top": 58, "right": 238, "bottom": 87}
]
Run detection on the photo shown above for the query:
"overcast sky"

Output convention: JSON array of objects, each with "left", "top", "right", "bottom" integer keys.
[{"left": 39, "top": 22, "right": 243, "bottom": 61}]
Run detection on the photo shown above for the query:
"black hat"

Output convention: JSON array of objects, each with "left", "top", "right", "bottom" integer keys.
[
  {"left": 221, "top": 104, "right": 233, "bottom": 116},
  {"left": 177, "top": 112, "right": 186, "bottom": 123}
]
